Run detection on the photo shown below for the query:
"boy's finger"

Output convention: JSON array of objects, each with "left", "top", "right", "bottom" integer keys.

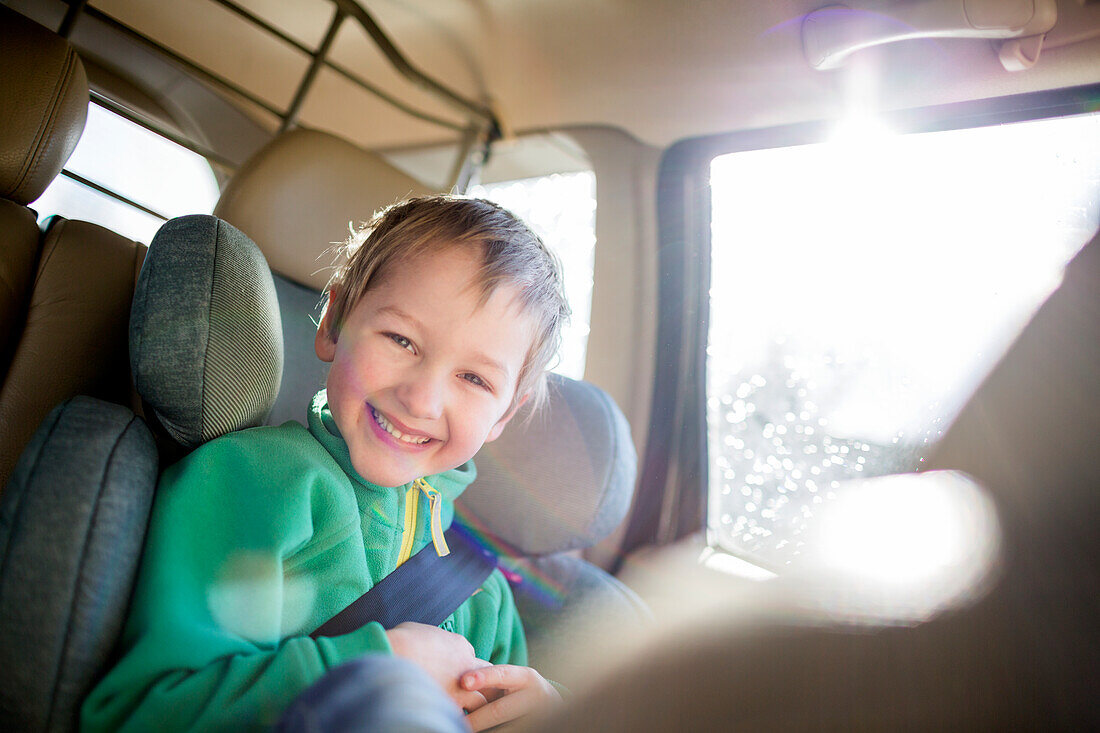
[
  {"left": 461, "top": 664, "right": 529, "bottom": 693},
  {"left": 465, "top": 687, "right": 537, "bottom": 732},
  {"left": 458, "top": 690, "right": 489, "bottom": 714}
]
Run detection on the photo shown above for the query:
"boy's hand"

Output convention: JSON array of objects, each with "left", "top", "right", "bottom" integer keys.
[
  {"left": 460, "top": 665, "right": 563, "bottom": 731},
  {"left": 385, "top": 622, "right": 492, "bottom": 713}
]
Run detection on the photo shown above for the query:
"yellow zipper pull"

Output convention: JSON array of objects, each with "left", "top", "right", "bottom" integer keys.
[
  {"left": 416, "top": 478, "right": 450, "bottom": 557},
  {"left": 395, "top": 486, "right": 419, "bottom": 567}
]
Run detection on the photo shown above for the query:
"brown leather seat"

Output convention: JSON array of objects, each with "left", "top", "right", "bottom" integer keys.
[{"left": 0, "top": 6, "right": 145, "bottom": 490}]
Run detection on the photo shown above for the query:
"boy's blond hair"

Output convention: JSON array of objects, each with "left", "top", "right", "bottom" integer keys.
[{"left": 323, "top": 195, "right": 570, "bottom": 410}]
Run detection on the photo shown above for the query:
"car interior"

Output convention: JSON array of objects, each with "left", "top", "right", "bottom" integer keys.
[{"left": 1, "top": 0, "right": 1099, "bottom": 729}]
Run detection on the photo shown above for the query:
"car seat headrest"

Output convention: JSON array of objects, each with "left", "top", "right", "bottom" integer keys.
[
  {"left": 130, "top": 215, "right": 283, "bottom": 448},
  {"left": 459, "top": 374, "right": 637, "bottom": 555},
  {"left": 0, "top": 6, "right": 89, "bottom": 206},
  {"left": 214, "top": 128, "right": 431, "bottom": 292}
]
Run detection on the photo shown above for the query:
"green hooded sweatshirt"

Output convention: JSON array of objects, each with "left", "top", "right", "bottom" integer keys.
[{"left": 81, "top": 391, "right": 526, "bottom": 731}]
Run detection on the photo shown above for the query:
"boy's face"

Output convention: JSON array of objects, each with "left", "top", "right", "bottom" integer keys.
[{"left": 315, "top": 246, "right": 535, "bottom": 488}]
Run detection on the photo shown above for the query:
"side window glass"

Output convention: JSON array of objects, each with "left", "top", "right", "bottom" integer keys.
[
  {"left": 706, "top": 111, "right": 1100, "bottom": 569},
  {"left": 469, "top": 171, "right": 597, "bottom": 379},
  {"left": 30, "top": 103, "right": 220, "bottom": 244}
]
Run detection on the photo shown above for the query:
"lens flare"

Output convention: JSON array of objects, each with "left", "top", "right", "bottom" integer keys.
[{"left": 801, "top": 470, "right": 1001, "bottom": 622}]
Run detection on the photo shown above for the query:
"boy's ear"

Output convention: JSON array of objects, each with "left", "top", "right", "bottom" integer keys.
[
  {"left": 485, "top": 392, "right": 530, "bottom": 443},
  {"left": 314, "top": 307, "right": 337, "bottom": 363}
]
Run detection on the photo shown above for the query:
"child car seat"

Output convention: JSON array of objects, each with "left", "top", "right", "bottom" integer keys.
[{"left": 0, "top": 215, "right": 283, "bottom": 731}]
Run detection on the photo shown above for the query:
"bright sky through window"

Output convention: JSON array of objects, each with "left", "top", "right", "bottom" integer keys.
[
  {"left": 470, "top": 172, "right": 597, "bottom": 380},
  {"left": 707, "top": 111, "right": 1100, "bottom": 568},
  {"left": 30, "top": 103, "right": 220, "bottom": 244}
]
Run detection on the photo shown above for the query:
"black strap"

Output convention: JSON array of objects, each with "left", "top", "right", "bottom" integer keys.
[{"left": 311, "top": 523, "right": 497, "bottom": 638}]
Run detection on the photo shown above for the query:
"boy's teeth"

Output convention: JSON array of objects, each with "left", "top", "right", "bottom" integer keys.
[{"left": 372, "top": 408, "right": 430, "bottom": 444}]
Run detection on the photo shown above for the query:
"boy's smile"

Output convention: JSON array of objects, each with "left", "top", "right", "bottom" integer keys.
[
  {"left": 370, "top": 406, "right": 432, "bottom": 445},
  {"left": 315, "top": 246, "right": 535, "bottom": 488}
]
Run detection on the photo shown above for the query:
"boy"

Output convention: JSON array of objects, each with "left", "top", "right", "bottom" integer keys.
[{"left": 82, "top": 196, "right": 569, "bottom": 731}]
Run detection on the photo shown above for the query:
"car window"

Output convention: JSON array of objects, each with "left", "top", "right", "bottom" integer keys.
[
  {"left": 470, "top": 171, "right": 597, "bottom": 379},
  {"left": 706, "top": 110, "right": 1100, "bottom": 569},
  {"left": 30, "top": 102, "right": 220, "bottom": 245}
]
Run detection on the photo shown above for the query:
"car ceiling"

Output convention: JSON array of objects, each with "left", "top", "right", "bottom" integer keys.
[{"left": 12, "top": 0, "right": 1100, "bottom": 153}]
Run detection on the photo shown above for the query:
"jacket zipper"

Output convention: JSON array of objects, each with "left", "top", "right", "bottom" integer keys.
[
  {"left": 396, "top": 486, "right": 419, "bottom": 567},
  {"left": 395, "top": 478, "right": 450, "bottom": 568},
  {"left": 416, "top": 478, "right": 451, "bottom": 557}
]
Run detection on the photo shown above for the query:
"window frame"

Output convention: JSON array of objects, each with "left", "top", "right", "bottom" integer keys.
[
  {"left": 619, "top": 82, "right": 1100, "bottom": 566},
  {"left": 33, "top": 98, "right": 223, "bottom": 245}
]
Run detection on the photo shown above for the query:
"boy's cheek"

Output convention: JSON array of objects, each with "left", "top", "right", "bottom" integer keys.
[{"left": 329, "top": 357, "right": 381, "bottom": 397}]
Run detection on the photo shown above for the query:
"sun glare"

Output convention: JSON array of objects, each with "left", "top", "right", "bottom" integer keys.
[
  {"left": 707, "top": 110, "right": 1100, "bottom": 567},
  {"left": 828, "top": 114, "right": 895, "bottom": 146},
  {"left": 806, "top": 471, "right": 1001, "bottom": 620}
]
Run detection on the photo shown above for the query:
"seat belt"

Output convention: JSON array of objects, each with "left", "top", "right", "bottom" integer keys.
[{"left": 310, "top": 523, "right": 498, "bottom": 637}]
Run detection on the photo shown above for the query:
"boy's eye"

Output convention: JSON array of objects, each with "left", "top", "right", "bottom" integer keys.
[
  {"left": 461, "top": 373, "right": 491, "bottom": 391},
  {"left": 387, "top": 333, "right": 415, "bottom": 353}
]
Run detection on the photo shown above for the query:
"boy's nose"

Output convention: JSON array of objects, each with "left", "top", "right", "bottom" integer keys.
[{"left": 395, "top": 370, "right": 445, "bottom": 421}]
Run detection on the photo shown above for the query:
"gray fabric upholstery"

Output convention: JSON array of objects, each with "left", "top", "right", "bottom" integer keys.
[
  {"left": 130, "top": 215, "right": 283, "bottom": 447},
  {"left": 507, "top": 553, "right": 651, "bottom": 687},
  {"left": 460, "top": 374, "right": 636, "bottom": 555},
  {"left": 266, "top": 274, "right": 329, "bottom": 427},
  {"left": 0, "top": 397, "right": 157, "bottom": 731}
]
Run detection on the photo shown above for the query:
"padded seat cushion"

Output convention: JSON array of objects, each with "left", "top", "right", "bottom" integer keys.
[
  {"left": 461, "top": 375, "right": 636, "bottom": 555},
  {"left": 0, "top": 397, "right": 157, "bottom": 730},
  {"left": 265, "top": 274, "right": 328, "bottom": 427},
  {"left": 130, "top": 215, "right": 283, "bottom": 447},
  {"left": 506, "top": 553, "right": 650, "bottom": 686}
]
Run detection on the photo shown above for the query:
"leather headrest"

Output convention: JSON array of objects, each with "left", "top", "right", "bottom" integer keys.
[
  {"left": 0, "top": 6, "right": 88, "bottom": 206},
  {"left": 214, "top": 128, "right": 432, "bottom": 292}
]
